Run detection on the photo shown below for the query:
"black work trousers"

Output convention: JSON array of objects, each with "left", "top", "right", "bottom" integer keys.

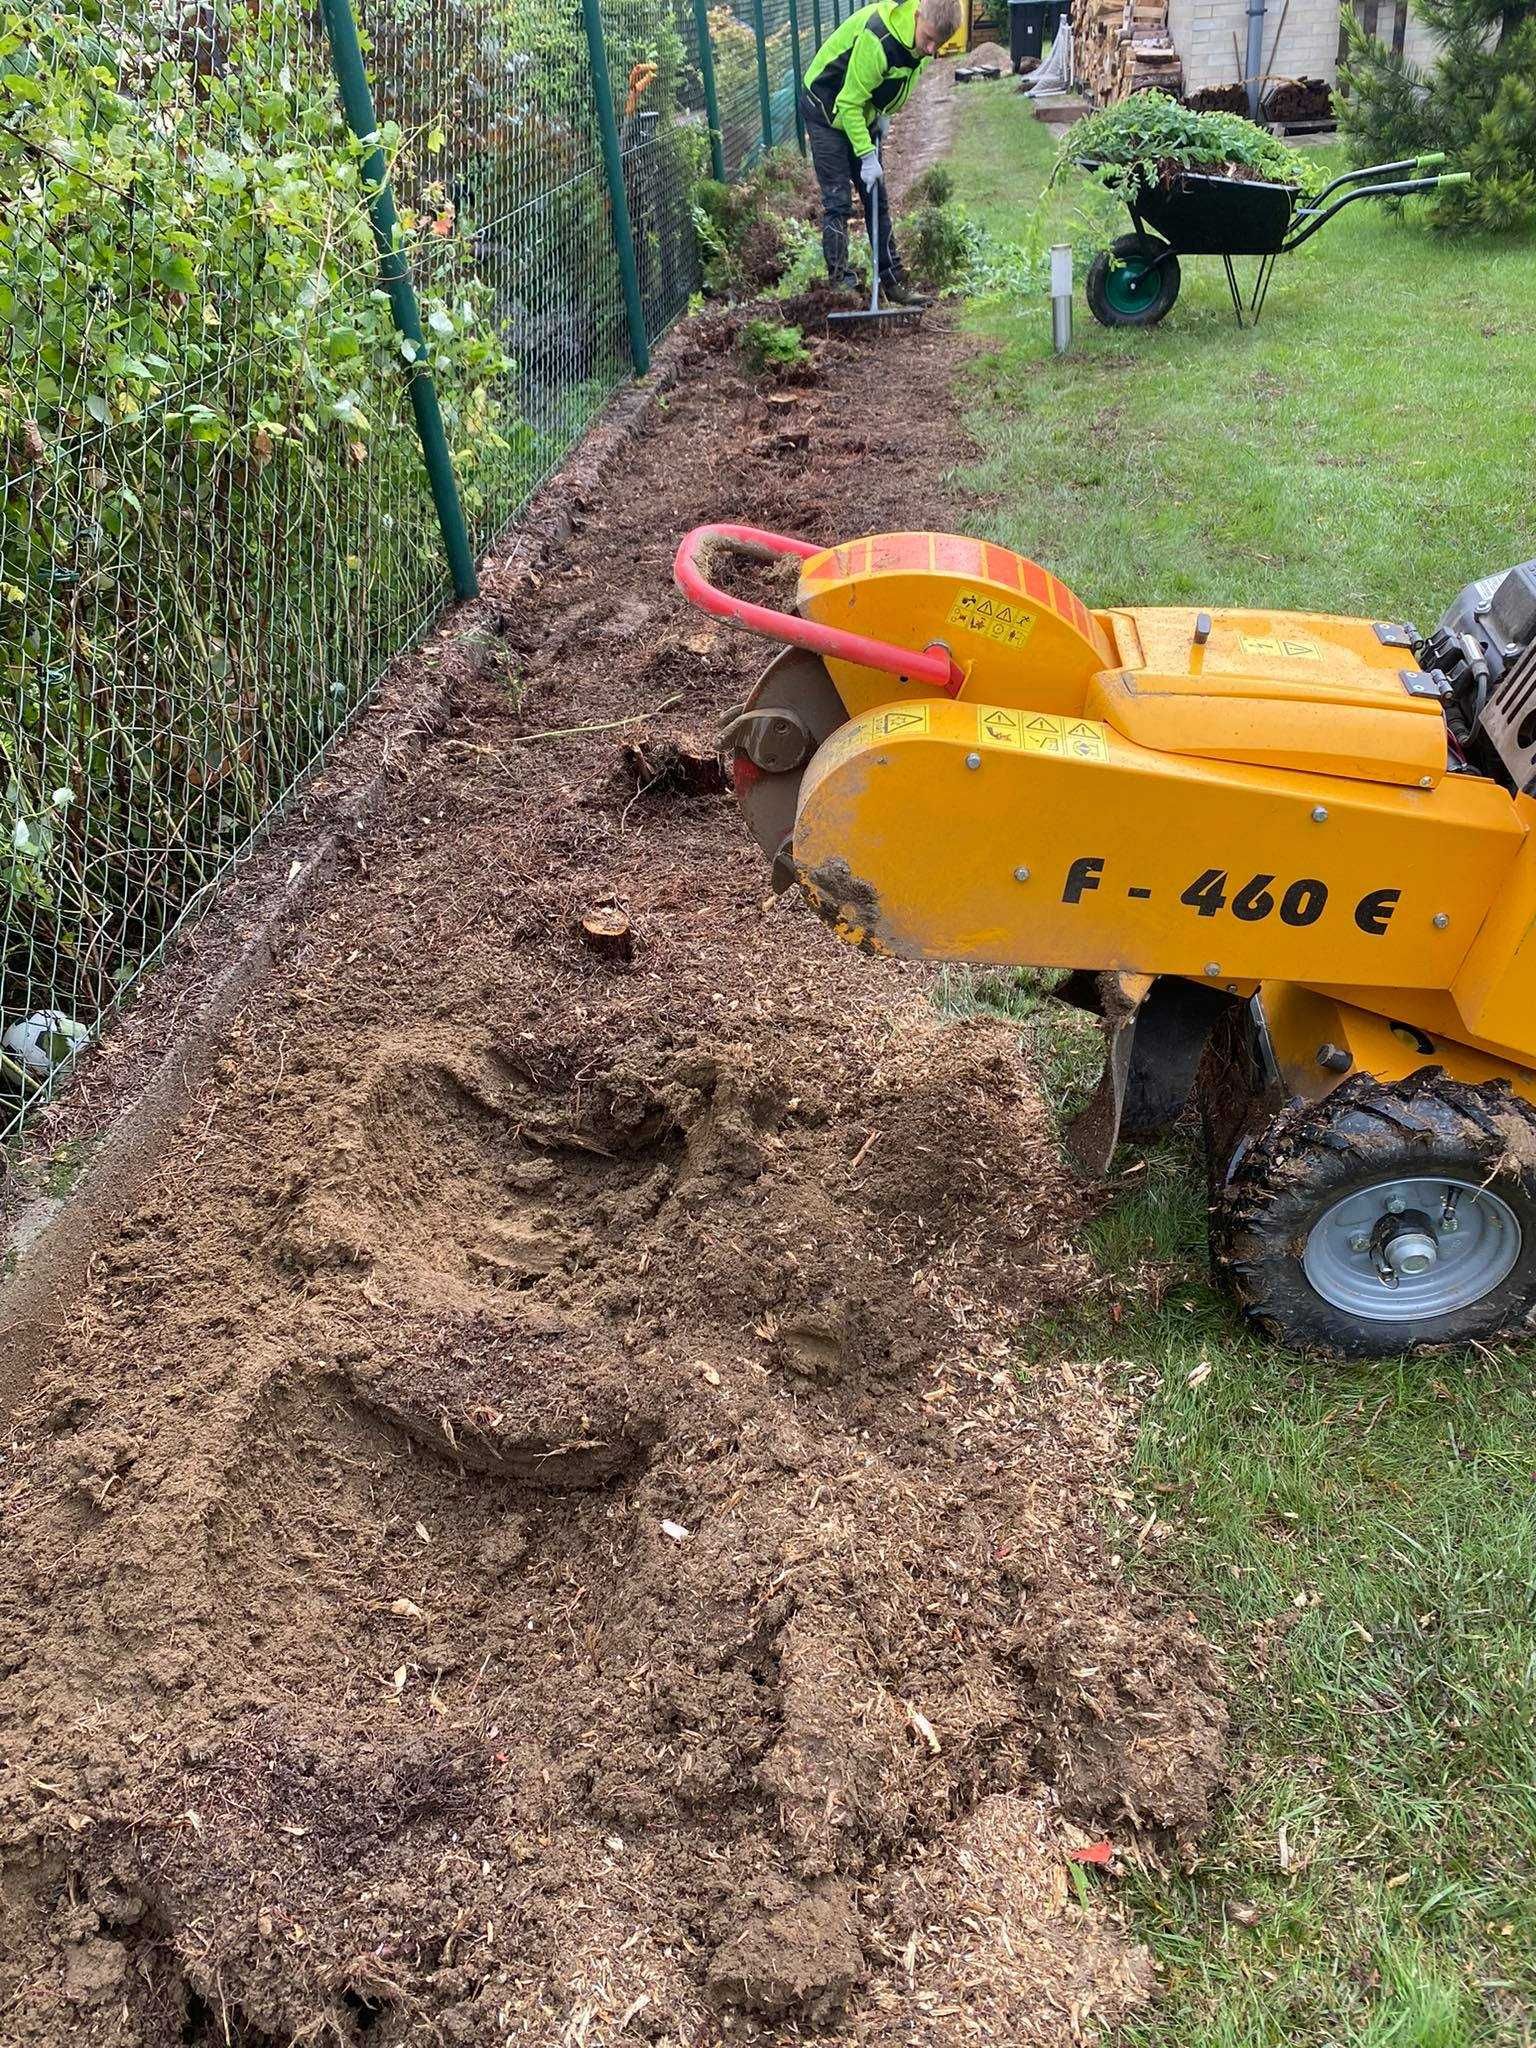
[{"left": 802, "top": 101, "right": 900, "bottom": 283}]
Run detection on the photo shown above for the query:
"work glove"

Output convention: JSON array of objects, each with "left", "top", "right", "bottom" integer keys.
[
  {"left": 871, "top": 114, "right": 889, "bottom": 140},
  {"left": 860, "top": 150, "right": 883, "bottom": 191}
]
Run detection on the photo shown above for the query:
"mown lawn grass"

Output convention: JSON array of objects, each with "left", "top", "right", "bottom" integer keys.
[
  {"left": 940, "top": 90, "right": 1536, "bottom": 2048},
  {"left": 946, "top": 91, "right": 1536, "bottom": 624}
]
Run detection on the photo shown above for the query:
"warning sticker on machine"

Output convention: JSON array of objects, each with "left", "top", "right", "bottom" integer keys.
[
  {"left": 867, "top": 705, "right": 930, "bottom": 738},
  {"left": 976, "top": 708, "right": 1109, "bottom": 761},
  {"left": 798, "top": 703, "right": 930, "bottom": 783},
  {"left": 1240, "top": 633, "right": 1322, "bottom": 660},
  {"left": 947, "top": 590, "right": 1037, "bottom": 648}
]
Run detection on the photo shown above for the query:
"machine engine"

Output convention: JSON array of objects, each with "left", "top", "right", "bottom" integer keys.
[{"left": 1421, "top": 558, "right": 1536, "bottom": 785}]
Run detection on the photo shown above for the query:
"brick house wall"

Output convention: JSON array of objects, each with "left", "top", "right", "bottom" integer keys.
[{"left": 1166, "top": 0, "right": 1440, "bottom": 96}]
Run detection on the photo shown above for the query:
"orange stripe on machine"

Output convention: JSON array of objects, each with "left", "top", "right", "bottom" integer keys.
[
  {"left": 931, "top": 533, "right": 983, "bottom": 576},
  {"left": 985, "top": 544, "right": 1024, "bottom": 592},
  {"left": 800, "top": 550, "right": 842, "bottom": 586},
  {"left": 801, "top": 535, "right": 1108, "bottom": 659}
]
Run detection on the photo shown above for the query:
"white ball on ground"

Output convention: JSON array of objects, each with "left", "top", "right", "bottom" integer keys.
[{"left": 2, "top": 1010, "right": 88, "bottom": 1079}]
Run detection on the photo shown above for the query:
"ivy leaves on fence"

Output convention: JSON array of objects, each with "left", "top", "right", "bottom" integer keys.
[{"left": 0, "top": 0, "right": 714, "bottom": 1132}]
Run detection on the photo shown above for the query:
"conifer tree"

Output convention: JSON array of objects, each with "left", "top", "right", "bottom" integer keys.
[{"left": 1336, "top": 0, "right": 1536, "bottom": 230}]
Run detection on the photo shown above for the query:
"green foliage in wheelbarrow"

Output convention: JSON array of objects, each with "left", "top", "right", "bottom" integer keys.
[{"left": 1056, "top": 93, "right": 1328, "bottom": 202}]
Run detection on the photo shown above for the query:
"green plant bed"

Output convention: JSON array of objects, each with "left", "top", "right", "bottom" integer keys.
[
  {"left": 737, "top": 317, "right": 810, "bottom": 376},
  {"left": 2, "top": 0, "right": 702, "bottom": 1137}
]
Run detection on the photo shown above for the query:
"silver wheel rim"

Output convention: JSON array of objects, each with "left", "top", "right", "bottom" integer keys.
[{"left": 1303, "top": 1176, "right": 1522, "bottom": 1323}]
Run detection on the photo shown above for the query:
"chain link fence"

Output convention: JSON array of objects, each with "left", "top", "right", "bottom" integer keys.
[{"left": 2, "top": 0, "right": 829, "bottom": 1141}]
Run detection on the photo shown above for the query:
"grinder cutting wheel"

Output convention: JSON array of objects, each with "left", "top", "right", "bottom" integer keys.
[{"left": 678, "top": 521, "right": 1536, "bottom": 1356}]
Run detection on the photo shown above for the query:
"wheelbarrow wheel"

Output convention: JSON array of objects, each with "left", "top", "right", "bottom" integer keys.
[{"left": 1085, "top": 234, "right": 1180, "bottom": 328}]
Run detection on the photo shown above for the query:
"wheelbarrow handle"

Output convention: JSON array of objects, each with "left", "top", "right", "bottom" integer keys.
[
  {"left": 673, "top": 524, "right": 966, "bottom": 696},
  {"left": 1285, "top": 171, "right": 1468, "bottom": 250},
  {"left": 1303, "top": 153, "right": 1450, "bottom": 209}
]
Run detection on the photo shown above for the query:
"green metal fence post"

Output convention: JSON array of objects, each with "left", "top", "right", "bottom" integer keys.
[
  {"left": 812, "top": 0, "right": 824, "bottom": 49},
  {"left": 317, "top": 0, "right": 477, "bottom": 601},
  {"left": 580, "top": 0, "right": 651, "bottom": 376},
  {"left": 787, "top": 0, "right": 806, "bottom": 151},
  {"left": 691, "top": 0, "right": 728, "bottom": 181},
  {"left": 750, "top": 0, "right": 774, "bottom": 156}
]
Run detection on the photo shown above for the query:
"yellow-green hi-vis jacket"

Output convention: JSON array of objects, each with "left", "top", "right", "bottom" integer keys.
[{"left": 803, "top": 1, "right": 927, "bottom": 157}]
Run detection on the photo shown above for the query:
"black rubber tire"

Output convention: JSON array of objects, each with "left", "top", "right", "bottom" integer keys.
[
  {"left": 1084, "top": 234, "right": 1181, "bottom": 329},
  {"left": 1211, "top": 1071, "right": 1536, "bottom": 1357}
]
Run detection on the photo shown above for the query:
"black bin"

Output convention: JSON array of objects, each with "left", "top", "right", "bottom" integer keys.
[{"left": 1009, "top": 0, "right": 1047, "bottom": 65}]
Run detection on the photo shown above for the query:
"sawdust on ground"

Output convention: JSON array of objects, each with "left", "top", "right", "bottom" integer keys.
[{"left": 1, "top": 77, "right": 1227, "bottom": 2048}]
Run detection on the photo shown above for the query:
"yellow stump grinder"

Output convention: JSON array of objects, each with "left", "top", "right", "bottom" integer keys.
[{"left": 676, "top": 522, "right": 1536, "bottom": 1355}]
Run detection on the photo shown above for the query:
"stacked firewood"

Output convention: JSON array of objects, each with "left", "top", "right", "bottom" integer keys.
[
  {"left": 1070, "top": 0, "right": 1184, "bottom": 105},
  {"left": 1261, "top": 75, "right": 1333, "bottom": 123},
  {"left": 1184, "top": 81, "right": 1248, "bottom": 114}
]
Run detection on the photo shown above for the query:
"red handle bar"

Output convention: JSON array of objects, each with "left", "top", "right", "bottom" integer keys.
[{"left": 673, "top": 523, "right": 965, "bottom": 697}]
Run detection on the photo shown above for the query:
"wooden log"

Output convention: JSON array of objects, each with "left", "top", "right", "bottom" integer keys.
[{"left": 1071, "top": 0, "right": 1176, "bottom": 103}]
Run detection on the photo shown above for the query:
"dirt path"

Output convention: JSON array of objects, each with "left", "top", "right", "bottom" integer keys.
[
  {"left": 0, "top": 120, "right": 1225, "bottom": 2048},
  {"left": 885, "top": 58, "right": 962, "bottom": 204}
]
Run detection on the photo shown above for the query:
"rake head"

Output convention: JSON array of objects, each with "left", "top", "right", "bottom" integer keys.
[
  {"left": 825, "top": 171, "right": 925, "bottom": 338},
  {"left": 826, "top": 302, "right": 926, "bottom": 335}
]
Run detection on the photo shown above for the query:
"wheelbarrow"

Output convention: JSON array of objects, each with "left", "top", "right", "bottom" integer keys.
[{"left": 1079, "top": 154, "right": 1470, "bottom": 329}]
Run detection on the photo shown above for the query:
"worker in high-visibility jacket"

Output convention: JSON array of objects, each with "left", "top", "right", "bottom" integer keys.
[{"left": 800, "top": 0, "right": 961, "bottom": 303}]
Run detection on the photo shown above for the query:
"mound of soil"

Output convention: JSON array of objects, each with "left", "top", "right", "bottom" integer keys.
[
  {"left": 0, "top": 77, "right": 1225, "bottom": 2045},
  {"left": 736, "top": 212, "right": 793, "bottom": 289}
]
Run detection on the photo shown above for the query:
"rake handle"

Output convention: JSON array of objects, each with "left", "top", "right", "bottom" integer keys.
[{"left": 868, "top": 167, "right": 882, "bottom": 315}]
